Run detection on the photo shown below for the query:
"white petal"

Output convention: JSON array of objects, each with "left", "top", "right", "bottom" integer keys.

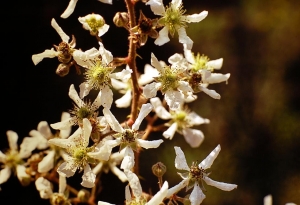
[
  {"left": 35, "top": 177, "right": 53, "bottom": 199},
  {"left": 155, "top": 26, "right": 170, "bottom": 46},
  {"left": 165, "top": 90, "right": 184, "bottom": 111},
  {"left": 97, "top": 24, "right": 110, "bottom": 37},
  {"left": 199, "top": 145, "right": 221, "bottom": 170},
  {"left": 99, "top": 0, "right": 112, "bottom": 4},
  {"left": 132, "top": 103, "right": 153, "bottom": 130},
  {"left": 81, "top": 164, "right": 96, "bottom": 188},
  {"left": 60, "top": 113, "right": 72, "bottom": 138},
  {"left": 28, "top": 130, "right": 48, "bottom": 150},
  {"left": 32, "top": 49, "right": 58, "bottom": 65},
  {"left": 199, "top": 85, "right": 221, "bottom": 99},
  {"left": 204, "top": 176, "right": 237, "bottom": 191},
  {"left": 88, "top": 139, "right": 117, "bottom": 161},
  {"left": 146, "top": 0, "right": 165, "bottom": 15},
  {"left": 37, "top": 121, "right": 52, "bottom": 139},
  {"left": 98, "top": 202, "right": 115, "bottom": 205},
  {"left": 69, "top": 84, "right": 84, "bottom": 107},
  {"left": 0, "top": 151, "right": 6, "bottom": 163},
  {"left": 83, "top": 119, "right": 92, "bottom": 146},
  {"left": 6, "top": 130, "right": 18, "bottom": 150},
  {"left": 163, "top": 122, "right": 178, "bottom": 139},
  {"left": 61, "top": 0, "right": 78, "bottom": 19},
  {"left": 207, "top": 58, "right": 223, "bottom": 69},
  {"left": 125, "top": 185, "right": 132, "bottom": 202},
  {"left": 189, "top": 184, "right": 206, "bottom": 205},
  {"left": 110, "top": 68, "right": 132, "bottom": 80},
  {"left": 48, "top": 138, "right": 72, "bottom": 149},
  {"left": 205, "top": 73, "right": 230, "bottom": 84},
  {"left": 182, "top": 128, "right": 204, "bottom": 148},
  {"left": 137, "top": 139, "right": 163, "bottom": 149},
  {"left": 50, "top": 116, "right": 75, "bottom": 130},
  {"left": 150, "top": 53, "right": 164, "bottom": 73},
  {"left": 51, "top": 18, "right": 69, "bottom": 42},
  {"left": 99, "top": 42, "right": 113, "bottom": 64},
  {"left": 264, "top": 195, "right": 272, "bottom": 205},
  {"left": 166, "top": 178, "right": 189, "bottom": 198},
  {"left": 0, "top": 166, "right": 11, "bottom": 184},
  {"left": 183, "top": 11, "right": 208, "bottom": 23},
  {"left": 183, "top": 44, "right": 195, "bottom": 64},
  {"left": 100, "top": 85, "right": 113, "bottom": 109},
  {"left": 178, "top": 81, "right": 193, "bottom": 93},
  {"left": 143, "top": 82, "right": 160, "bottom": 99},
  {"left": 121, "top": 147, "right": 135, "bottom": 170},
  {"left": 57, "top": 161, "right": 77, "bottom": 177},
  {"left": 177, "top": 27, "right": 193, "bottom": 50},
  {"left": 124, "top": 170, "right": 142, "bottom": 198},
  {"left": 19, "top": 137, "right": 38, "bottom": 158},
  {"left": 79, "top": 82, "right": 92, "bottom": 99},
  {"left": 146, "top": 181, "right": 168, "bottom": 205},
  {"left": 150, "top": 97, "right": 172, "bottom": 120},
  {"left": 174, "top": 146, "right": 190, "bottom": 171},
  {"left": 16, "top": 165, "right": 30, "bottom": 183},
  {"left": 138, "top": 64, "right": 159, "bottom": 85},
  {"left": 59, "top": 175, "right": 67, "bottom": 194},
  {"left": 38, "top": 150, "right": 55, "bottom": 173},
  {"left": 115, "top": 90, "right": 132, "bottom": 108},
  {"left": 111, "top": 78, "right": 128, "bottom": 90},
  {"left": 73, "top": 48, "right": 100, "bottom": 67},
  {"left": 109, "top": 165, "right": 127, "bottom": 182},
  {"left": 103, "top": 108, "right": 124, "bottom": 133},
  {"left": 187, "top": 112, "right": 210, "bottom": 126}
]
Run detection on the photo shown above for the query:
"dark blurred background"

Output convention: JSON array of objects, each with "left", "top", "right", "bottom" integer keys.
[{"left": 1, "top": 0, "right": 300, "bottom": 204}]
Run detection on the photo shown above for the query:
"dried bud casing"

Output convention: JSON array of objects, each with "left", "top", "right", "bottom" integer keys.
[
  {"left": 152, "top": 162, "right": 167, "bottom": 178},
  {"left": 56, "top": 63, "right": 70, "bottom": 77},
  {"left": 113, "top": 12, "right": 129, "bottom": 28}
]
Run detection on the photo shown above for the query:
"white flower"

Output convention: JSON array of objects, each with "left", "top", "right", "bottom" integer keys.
[
  {"left": 92, "top": 149, "right": 127, "bottom": 182},
  {"left": 263, "top": 195, "right": 297, "bottom": 205},
  {"left": 61, "top": 0, "right": 112, "bottom": 19},
  {"left": 146, "top": 0, "right": 208, "bottom": 49},
  {"left": 167, "top": 146, "right": 237, "bottom": 205},
  {"left": 32, "top": 19, "right": 75, "bottom": 65},
  {"left": 150, "top": 97, "right": 209, "bottom": 147},
  {"left": 50, "top": 84, "right": 102, "bottom": 130},
  {"left": 182, "top": 44, "right": 230, "bottom": 99},
  {"left": 48, "top": 119, "right": 97, "bottom": 188},
  {"left": 97, "top": 170, "right": 168, "bottom": 205},
  {"left": 101, "top": 103, "right": 163, "bottom": 170},
  {"left": 143, "top": 53, "right": 193, "bottom": 110},
  {"left": 35, "top": 175, "right": 69, "bottom": 204},
  {"left": 79, "top": 14, "right": 109, "bottom": 37},
  {"left": 73, "top": 42, "right": 132, "bottom": 108},
  {"left": 0, "top": 131, "right": 32, "bottom": 186}
]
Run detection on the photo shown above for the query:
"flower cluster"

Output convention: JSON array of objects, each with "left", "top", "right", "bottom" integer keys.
[{"left": 0, "top": 0, "right": 238, "bottom": 204}]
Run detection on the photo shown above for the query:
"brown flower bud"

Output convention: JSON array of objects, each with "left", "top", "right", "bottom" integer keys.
[
  {"left": 152, "top": 162, "right": 167, "bottom": 178},
  {"left": 113, "top": 12, "right": 129, "bottom": 28},
  {"left": 56, "top": 63, "right": 70, "bottom": 77}
]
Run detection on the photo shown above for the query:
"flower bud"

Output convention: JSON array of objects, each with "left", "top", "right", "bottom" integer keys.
[
  {"left": 56, "top": 63, "right": 70, "bottom": 77},
  {"left": 152, "top": 162, "right": 167, "bottom": 178},
  {"left": 113, "top": 12, "right": 129, "bottom": 28},
  {"left": 77, "top": 189, "right": 90, "bottom": 203}
]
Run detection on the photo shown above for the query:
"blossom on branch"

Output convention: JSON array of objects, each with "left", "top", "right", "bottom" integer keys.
[{"left": 79, "top": 14, "right": 110, "bottom": 37}]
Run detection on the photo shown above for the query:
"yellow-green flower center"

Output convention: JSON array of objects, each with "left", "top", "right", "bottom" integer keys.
[
  {"left": 160, "top": 3, "right": 186, "bottom": 36},
  {"left": 5, "top": 150, "right": 23, "bottom": 168},
  {"left": 85, "top": 60, "right": 112, "bottom": 89},
  {"left": 192, "top": 54, "right": 210, "bottom": 72},
  {"left": 86, "top": 16, "right": 105, "bottom": 34},
  {"left": 157, "top": 66, "right": 179, "bottom": 93},
  {"left": 50, "top": 193, "right": 70, "bottom": 205}
]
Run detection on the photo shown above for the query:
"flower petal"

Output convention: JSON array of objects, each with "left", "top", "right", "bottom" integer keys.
[
  {"left": 32, "top": 49, "right": 58, "bottom": 65},
  {"left": 100, "top": 85, "right": 113, "bottom": 109},
  {"left": 99, "top": 0, "right": 113, "bottom": 4},
  {"left": 207, "top": 58, "right": 223, "bottom": 69},
  {"left": 59, "top": 175, "right": 67, "bottom": 194},
  {"left": 187, "top": 112, "right": 210, "bottom": 126},
  {"left": 57, "top": 161, "right": 77, "bottom": 177},
  {"left": 109, "top": 164, "right": 127, "bottom": 182},
  {"left": 182, "top": 128, "right": 204, "bottom": 148},
  {"left": 137, "top": 139, "right": 163, "bottom": 149},
  {"left": 0, "top": 166, "right": 11, "bottom": 184},
  {"left": 205, "top": 73, "right": 230, "bottom": 84},
  {"left": 150, "top": 97, "right": 172, "bottom": 120},
  {"left": 203, "top": 176, "right": 237, "bottom": 191},
  {"left": 155, "top": 26, "right": 170, "bottom": 46},
  {"left": 115, "top": 90, "right": 132, "bottom": 108},
  {"left": 51, "top": 18, "right": 70, "bottom": 43},
  {"left": 98, "top": 24, "right": 110, "bottom": 37},
  {"left": 37, "top": 121, "right": 52, "bottom": 139},
  {"left": 183, "top": 11, "right": 208, "bottom": 23},
  {"left": 19, "top": 137, "right": 38, "bottom": 158},
  {"left": 81, "top": 164, "right": 96, "bottom": 188},
  {"left": 177, "top": 27, "right": 193, "bottom": 50},
  {"left": 28, "top": 130, "right": 48, "bottom": 150},
  {"left": 132, "top": 103, "right": 153, "bottom": 131},
  {"left": 69, "top": 84, "right": 84, "bottom": 107},
  {"left": 121, "top": 147, "right": 135, "bottom": 170},
  {"left": 99, "top": 42, "right": 113, "bottom": 64},
  {"left": 103, "top": 108, "right": 124, "bottom": 133},
  {"left": 150, "top": 53, "right": 164, "bottom": 73},
  {"left": 50, "top": 116, "right": 75, "bottom": 130},
  {"left": 163, "top": 122, "right": 178, "bottom": 139},
  {"left": 146, "top": 181, "right": 169, "bottom": 205},
  {"left": 189, "top": 184, "right": 206, "bottom": 205},
  {"left": 124, "top": 170, "right": 142, "bottom": 198},
  {"left": 166, "top": 178, "right": 189, "bottom": 198},
  {"left": 174, "top": 146, "right": 190, "bottom": 171},
  {"left": 61, "top": 0, "right": 78, "bottom": 19},
  {"left": 79, "top": 82, "right": 92, "bottom": 99},
  {"left": 264, "top": 195, "right": 272, "bottom": 205},
  {"left": 165, "top": 90, "right": 184, "bottom": 111},
  {"left": 199, "top": 144, "right": 221, "bottom": 169},
  {"left": 146, "top": 0, "right": 165, "bottom": 15},
  {"left": 35, "top": 177, "right": 53, "bottom": 199},
  {"left": 6, "top": 130, "right": 18, "bottom": 151},
  {"left": 143, "top": 82, "right": 160, "bottom": 99},
  {"left": 198, "top": 85, "right": 221, "bottom": 99},
  {"left": 38, "top": 150, "right": 55, "bottom": 173}
]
